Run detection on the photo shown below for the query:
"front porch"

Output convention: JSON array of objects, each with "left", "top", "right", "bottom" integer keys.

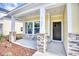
[
  {"left": 10, "top": 3, "right": 67, "bottom": 56},
  {"left": 9, "top": 3, "right": 79, "bottom": 56},
  {"left": 13, "top": 38, "right": 66, "bottom": 56}
]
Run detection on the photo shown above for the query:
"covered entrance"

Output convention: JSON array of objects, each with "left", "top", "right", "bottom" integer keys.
[
  {"left": 9, "top": 3, "right": 67, "bottom": 56},
  {"left": 53, "top": 22, "right": 62, "bottom": 41}
]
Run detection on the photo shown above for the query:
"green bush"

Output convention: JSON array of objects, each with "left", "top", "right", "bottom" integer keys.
[{"left": 0, "top": 34, "right": 4, "bottom": 43}]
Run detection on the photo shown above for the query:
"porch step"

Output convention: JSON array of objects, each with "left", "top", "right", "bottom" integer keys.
[{"left": 33, "top": 51, "right": 57, "bottom": 56}]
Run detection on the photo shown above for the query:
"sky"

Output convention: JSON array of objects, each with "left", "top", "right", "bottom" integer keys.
[{"left": 0, "top": 3, "right": 24, "bottom": 11}]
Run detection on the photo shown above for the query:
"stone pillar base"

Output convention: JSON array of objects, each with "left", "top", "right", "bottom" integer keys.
[
  {"left": 68, "top": 33, "right": 79, "bottom": 56},
  {"left": 9, "top": 32, "right": 16, "bottom": 42},
  {"left": 37, "top": 33, "right": 48, "bottom": 53}
]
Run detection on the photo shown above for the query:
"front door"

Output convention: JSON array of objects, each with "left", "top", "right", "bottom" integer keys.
[{"left": 53, "top": 22, "right": 61, "bottom": 41}]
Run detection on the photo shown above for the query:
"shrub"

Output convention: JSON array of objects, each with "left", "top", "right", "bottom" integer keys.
[{"left": 0, "top": 34, "right": 4, "bottom": 43}]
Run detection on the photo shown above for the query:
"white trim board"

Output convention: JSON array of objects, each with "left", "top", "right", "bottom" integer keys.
[
  {"left": 24, "top": 20, "right": 40, "bottom": 35},
  {"left": 51, "top": 20, "right": 63, "bottom": 42}
]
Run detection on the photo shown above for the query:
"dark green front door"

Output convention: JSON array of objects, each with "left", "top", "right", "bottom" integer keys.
[{"left": 53, "top": 22, "right": 61, "bottom": 41}]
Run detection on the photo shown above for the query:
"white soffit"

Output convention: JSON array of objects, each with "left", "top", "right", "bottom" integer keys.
[
  {"left": 12, "top": 3, "right": 57, "bottom": 17},
  {"left": 17, "top": 9, "right": 40, "bottom": 18},
  {"left": 46, "top": 5, "right": 65, "bottom": 15},
  {"left": 11, "top": 3, "right": 65, "bottom": 17}
]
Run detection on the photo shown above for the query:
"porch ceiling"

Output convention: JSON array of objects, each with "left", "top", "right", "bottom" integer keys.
[
  {"left": 17, "top": 4, "right": 65, "bottom": 19},
  {"left": 46, "top": 5, "right": 65, "bottom": 15},
  {"left": 19, "top": 9, "right": 40, "bottom": 17}
]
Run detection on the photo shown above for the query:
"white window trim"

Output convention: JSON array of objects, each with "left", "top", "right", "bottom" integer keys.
[{"left": 51, "top": 19, "right": 63, "bottom": 42}]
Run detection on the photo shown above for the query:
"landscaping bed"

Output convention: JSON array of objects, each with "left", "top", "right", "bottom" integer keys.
[{"left": 0, "top": 40, "right": 36, "bottom": 56}]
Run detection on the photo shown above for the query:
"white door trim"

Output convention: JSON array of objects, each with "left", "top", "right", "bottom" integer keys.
[{"left": 51, "top": 20, "right": 63, "bottom": 42}]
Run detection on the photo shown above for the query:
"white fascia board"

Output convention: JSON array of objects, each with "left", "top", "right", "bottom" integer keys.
[
  {"left": 8, "top": 4, "right": 30, "bottom": 15},
  {"left": 0, "top": 13, "right": 7, "bottom": 18},
  {"left": 46, "top": 3, "right": 65, "bottom": 10}
]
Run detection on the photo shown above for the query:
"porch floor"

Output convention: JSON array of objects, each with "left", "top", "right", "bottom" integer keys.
[
  {"left": 33, "top": 41, "right": 67, "bottom": 56},
  {"left": 47, "top": 41, "right": 67, "bottom": 56},
  {"left": 14, "top": 39, "right": 37, "bottom": 49},
  {"left": 14, "top": 39, "right": 66, "bottom": 56}
]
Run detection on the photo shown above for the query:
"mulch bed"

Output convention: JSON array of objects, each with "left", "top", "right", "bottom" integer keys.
[{"left": 0, "top": 40, "right": 36, "bottom": 56}]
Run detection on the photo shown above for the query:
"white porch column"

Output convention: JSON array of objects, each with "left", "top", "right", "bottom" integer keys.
[
  {"left": 10, "top": 16, "right": 16, "bottom": 42},
  {"left": 47, "top": 13, "right": 51, "bottom": 42},
  {"left": 23, "top": 20, "right": 25, "bottom": 35},
  {"left": 40, "top": 7, "right": 46, "bottom": 33},
  {"left": 37, "top": 7, "right": 47, "bottom": 53},
  {"left": 11, "top": 16, "right": 15, "bottom": 32},
  {"left": 66, "top": 3, "right": 79, "bottom": 56},
  {"left": 48, "top": 13, "right": 50, "bottom": 35},
  {"left": 23, "top": 20, "right": 25, "bottom": 39},
  {"left": 66, "top": 3, "right": 73, "bottom": 56},
  {"left": 33, "top": 21, "right": 34, "bottom": 35},
  {"left": 67, "top": 3, "right": 72, "bottom": 33}
]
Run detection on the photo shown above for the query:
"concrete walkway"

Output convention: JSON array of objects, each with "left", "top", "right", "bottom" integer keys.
[
  {"left": 47, "top": 41, "right": 66, "bottom": 56},
  {"left": 14, "top": 39, "right": 66, "bottom": 56},
  {"left": 13, "top": 39, "right": 37, "bottom": 49},
  {"left": 33, "top": 41, "right": 66, "bottom": 56}
]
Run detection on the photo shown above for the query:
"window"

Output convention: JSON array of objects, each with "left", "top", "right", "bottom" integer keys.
[
  {"left": 25, "top": 21, "right": 40, "bottom": 34},
  {"left": 25, "top": 22, "right": 27, "bottom": 33},
  {"left": 21, "top": 27, "right": 23, "bottom": 31},
  {"left": 34, "top": 21, "right": 40, "bottom": 34},
  {"left": 27, "top": 22, "right": 33, "bottom": 34}
]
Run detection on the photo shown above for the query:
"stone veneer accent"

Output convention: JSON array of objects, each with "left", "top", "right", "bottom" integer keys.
[
  {"left": 9, "top": 32, "right": 16, "bottom": 42},
  {"left": 68, "top": 33, "right": 79, "bottom": 56},
  {"left": 37, "top": 33, "right": 48, "bottom": 53}
]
